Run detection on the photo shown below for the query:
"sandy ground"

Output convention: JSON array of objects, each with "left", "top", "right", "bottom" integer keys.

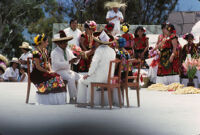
[{"left": 0, "top": 82, "right": 200, "bottom": 135}]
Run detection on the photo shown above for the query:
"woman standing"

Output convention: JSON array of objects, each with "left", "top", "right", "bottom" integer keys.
[
  {"left": 133, "top": 26, "right": 149, "bottom": 67},
  {"left": 78, "top": 21, "right": 97, "bottom": 72},
  {"left": 30, "top": 34, "right": 66, "bottom": 105},
  {"left": 156, "top": 23, "right": 181, "bottom": 85}
]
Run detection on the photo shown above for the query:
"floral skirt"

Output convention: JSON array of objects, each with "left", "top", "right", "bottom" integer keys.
[{"left": 30, "top": 68, "right": 66, "bottom": 94}]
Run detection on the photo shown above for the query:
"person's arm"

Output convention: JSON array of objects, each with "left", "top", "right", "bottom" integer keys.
[
  {"left": 34, "top": 58, "right": 49, "bottom": 73},
  {"left": 88, "top": 48, "right": 102, "bottom": 76},
  {"left": 169, "top": 38, "right": 178, "bottom": 63},
  {"left": 20, "top": 74, "right": 25, "bottom": 82},
  {"left": 143, "top": 38, "right": 149, "bottom": 53},
  {"left": 80, "top": 36, "right": 87, "bottom": 51},
  {"left": 119, "top": 12, "right": 124, "bottom": 23}
]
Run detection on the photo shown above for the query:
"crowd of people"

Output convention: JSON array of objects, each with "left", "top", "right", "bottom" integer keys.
[{"left": 0, "top": 1, "right": 200, "bottom": 106}]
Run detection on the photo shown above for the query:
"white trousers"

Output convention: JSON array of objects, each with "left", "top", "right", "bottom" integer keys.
[
  {"left": 57, "top": 70, "right": 81, "bottom": 98},
  {"left": 156, "top": 75, "right": 180, "bottom": 85}
]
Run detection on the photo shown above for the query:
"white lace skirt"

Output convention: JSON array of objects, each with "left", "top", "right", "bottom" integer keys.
[
  {"left": 156, "top": 75, "right": 180, "bottom": 85},
  {"left": 36, "top": 92, "right": 66, "bottom": 105}
]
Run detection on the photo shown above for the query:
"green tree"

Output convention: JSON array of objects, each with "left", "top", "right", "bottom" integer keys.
[
  {"left": 68, "top": 0, "right": 178, "bottom": 24},
  {"left": 0, "top": 0, "right": 44, "bottom": 59},
  {"left": 0, "top": 0, "right": 69, "bottom": 59}
]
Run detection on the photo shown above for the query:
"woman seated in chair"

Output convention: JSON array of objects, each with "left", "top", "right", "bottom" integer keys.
[{"left": 30, "top": 34, "right": 66, "bottom": 105}]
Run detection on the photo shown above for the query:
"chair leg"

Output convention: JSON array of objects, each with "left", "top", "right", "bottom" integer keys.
[
  {"left": 125, "top": 86, "right": 129, "bottom": 107},
  {"left": 107, "top": 88, "right": 112, "bottom": 109},
  {"left": 101, "top": 88, "right": 104, "bottom": 108},
  {"left": 121, "top": 86, "right": 124, "bottom": 106},
  {"left": 136, "top": 87, "right": 140, "bottom": 107},
  {"left": 117, "top": 87, "right": 122, "bottom": 108},
  {"left": 26, "top": 81, "right": 31, "bottom": 103},
  {"left": 91, "top": 84, "right": 94, "bottom": 108}
]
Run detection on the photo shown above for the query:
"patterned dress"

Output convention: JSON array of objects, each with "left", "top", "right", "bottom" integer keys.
[
  {"left": 30, "top": 48, "right": 66, "bottom": 94},
  {"left": 157, "top": 34, "right": 180, "bottom": 76},
  {"left": 133, "top": 36, "right": 149, "bottom": 59},
  {"left": 181, "top": 43, "right": 198, "bottom": 63},
  {"left": 122, "top": 33, "right": 134, "bottom": 57},
  {"left": 115, "top": 48, "right": 133, "bottom": 82},
  {"left": 78, "top": 32, "right": 94, "bottom": 72}
]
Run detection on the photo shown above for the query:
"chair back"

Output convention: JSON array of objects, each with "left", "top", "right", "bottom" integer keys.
[
  {"left": 107, "top": 59, "right": 122, "bottom": 85},
  {"left": 125, "top": 59, "right": 141, "bottom": 85}
]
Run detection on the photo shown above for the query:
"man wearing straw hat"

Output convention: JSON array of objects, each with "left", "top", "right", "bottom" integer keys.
[
  {"left": 3, "top": 57, "right": 19, "bottom": 82},
  {"left": 76, "top": 30, "right": 116, "bottom": 107},
  {"left": 51, "top": 30, "right": 81, "bottom": 104},
  {"left": 19, "top": 42, "right": 32, "bottom": 72},
  {"left": 105, "top": 1, "right": 126, "bottom": 36}
]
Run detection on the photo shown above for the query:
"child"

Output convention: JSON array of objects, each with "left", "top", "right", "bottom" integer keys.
[
  {"left": 19, "top": 67, "right": 28, "bottom": 82},
  {"left": 121, "top": 23, "right": 134, "bottom": 57},
  {"left": 133, "top": 26, "right": 149, "bottom": 67}
]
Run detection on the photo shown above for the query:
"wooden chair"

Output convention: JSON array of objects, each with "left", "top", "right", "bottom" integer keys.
[
  {"left": 25, "top": 57, "right": 32, "bottom": 103},
  {"left": 121, "top": 59, "right": 141, "bottom": 107},
  {"left": 90, "top": 59, "right": 122, "bottom": 109}
]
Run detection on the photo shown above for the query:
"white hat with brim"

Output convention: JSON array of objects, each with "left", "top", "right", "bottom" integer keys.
[
  {"left": 10, "top": 57, "right": 19, "bottom": 64},
  {"left": 93, "top": 30, "right": 113, "bottom": 45},
  {"left": 105, "top": 1, "right": 126, "bottom": 8},
  {"left": 19, "top": 42, "right": 32, "bottom": 50},
  {"left": 52, "top": 33, "right": 73, "bottom": 42}
]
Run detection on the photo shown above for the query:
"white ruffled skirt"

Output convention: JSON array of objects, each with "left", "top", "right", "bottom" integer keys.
[{"left": 36, "top": 92, "right": 66, "bottom": 105}]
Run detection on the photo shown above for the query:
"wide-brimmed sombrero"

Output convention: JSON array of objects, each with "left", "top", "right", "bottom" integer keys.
[
  {"left": 19, "top": 42, "right": 32, "bottom": 50},
  {"left": 52, "top": 30, "right": 73, "bottom": 42},
  {"left": 105, "top": 1, "right": 126, "bottom": 8},
  {"left": 93, "top": 31, "right": 114, "bottom": 45}
]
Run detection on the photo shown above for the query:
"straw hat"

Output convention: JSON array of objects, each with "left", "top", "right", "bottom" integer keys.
[
  {"left": 52, "top": 30, "right": 73, "bottom": 42},
  {"left": 0, "top": 54, "right": 8, "bottom": 73},
  {"left": 10, "top": 57, "right": 19, "bottom": 64},
  {"left": 19, "top": 42, "right": 32, "bottom": 50},
  {"left": 93, "top": 31, "right": 113, "bottom": 45},
  {"left": 105, "top": 1, "right": 126, "bottom": 8}
]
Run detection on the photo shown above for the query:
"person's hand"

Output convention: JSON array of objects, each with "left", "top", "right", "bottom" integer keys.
[
  {"left": 83, "top": 75, "right": 89, "bottom": 80},
  {"left": 48, "top": 70, "right": 54, "bottom": 74},
  {"left": 169, "top": 55, "right": 174, "bottom": 63},
  {"left": 113, "top": 16, "right": 118, "bottom": 19},
  {"left": 69, "top": 58, "right": 79, "bottom": 64}
]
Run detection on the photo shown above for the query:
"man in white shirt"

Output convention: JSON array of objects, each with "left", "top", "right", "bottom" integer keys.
[
  {"left": 3, "top": 57, "right": 19, "bottom": 82},
  {"left": 19, "top": 42, "right": 33, "bottom": 72},
  {"left": 105, "top": 2, "right": 126, "bottom": 36},
  {"left": 64, "top": 19, "right": 82, "bottom": 47},
  {"left": 77, "top": 31, "right": 116, "bottom": 107},
  {"left": 51, "top": 30, "right": 81, "bottom": 104}
]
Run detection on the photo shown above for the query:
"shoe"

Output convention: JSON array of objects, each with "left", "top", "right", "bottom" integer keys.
[
  {"left": 69, "top": 98, "right": 77, "bottom": 104},
  {"left": 76, "top": 103, "right": 88, "bottom": 108}
]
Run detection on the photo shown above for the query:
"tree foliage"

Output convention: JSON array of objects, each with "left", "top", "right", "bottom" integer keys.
[
  {"left": 68, "top": 0, "right": 178, "bottom": 25},
  {"left": 0, "top": 0, "right": 69, "bottom": 59}
]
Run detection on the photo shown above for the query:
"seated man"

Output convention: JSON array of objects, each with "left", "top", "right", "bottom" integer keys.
[
  {"left": 3, "top": 57, "right": 19, "bottom": 82},
  {"left": 77, "top": 31, "right": 116, "bottom": 107},
  {"left": 51, "top": 30, "right": 81, "bottom": 104}
]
